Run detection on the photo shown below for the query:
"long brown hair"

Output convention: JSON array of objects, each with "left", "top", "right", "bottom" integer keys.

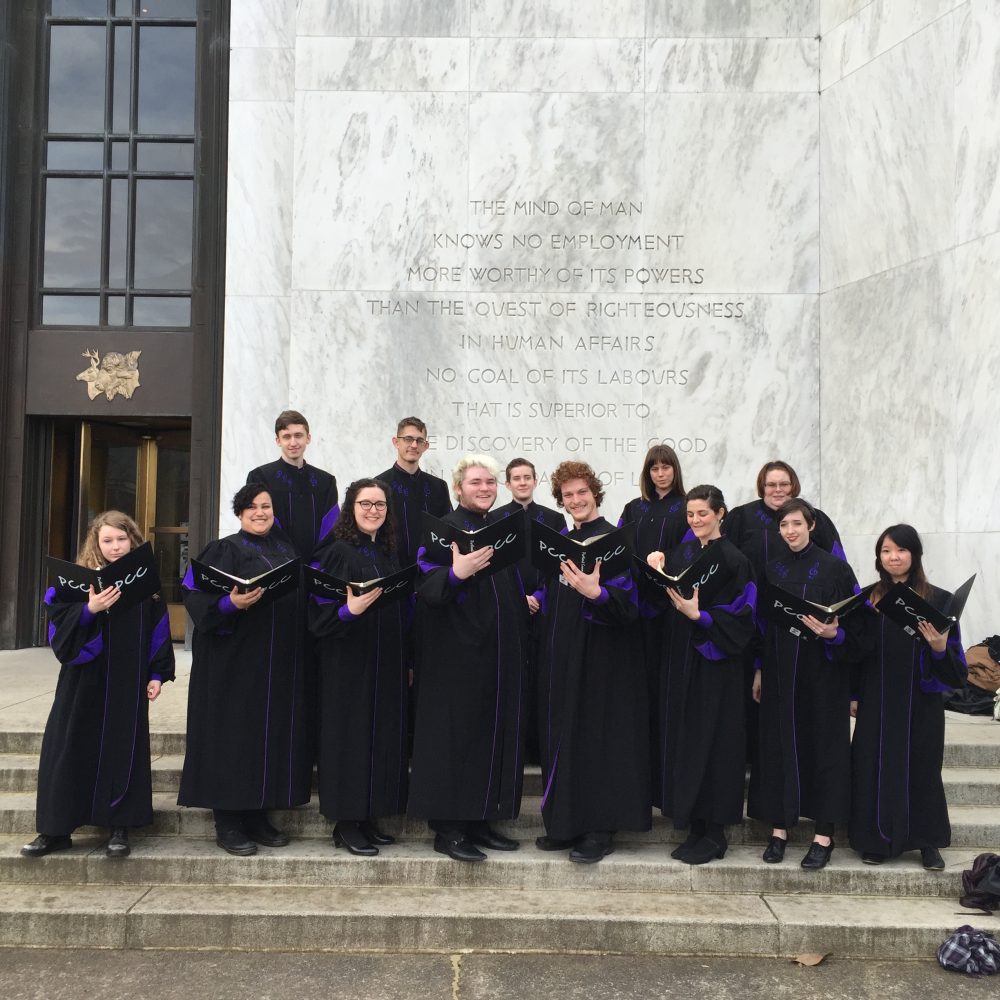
[
  {"left": 638, "top": 444, "right": 685, "bottom": 502},
  {"left": 77, "top": 510, "right": 144, "bottom": 569},
  {"left": 871, "top": 523, "right": 929, "bottom": 604}
]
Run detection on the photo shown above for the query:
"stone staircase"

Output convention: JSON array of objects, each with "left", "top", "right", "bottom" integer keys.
[{"left": 1, "top": 649, "right": 998, "bottom": 957}]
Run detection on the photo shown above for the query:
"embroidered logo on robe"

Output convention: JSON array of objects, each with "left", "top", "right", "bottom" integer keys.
[{"left": 76, "top": 349, "right": 141, "bottom": 401}]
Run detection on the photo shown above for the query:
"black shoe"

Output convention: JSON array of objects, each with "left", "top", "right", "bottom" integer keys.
[
  {"left": 921, "top": 846, "right": 945, "bottom": 870},
  {"left": 359, "top": 820, "right": 395, "bottom": 846},
  {"left": 469, "top": 826, "right": 520, "bottom": 852},
  {"left": 535, "top": 835, "right": 574, "bottom": 852},
  {"left": 215, "top": 827, "right": 257, "bottom": 856},
  {"left": 670, "top": 830, "right": 702, "bottom": 861},
  {"left": 861, "top": 852, "right": 885, "bottom": 865},
  {"left": 242, "top": 813, "right": 290, "bottom": 847},
  {"left": 20, "top": 834, "right": 72, "bottom": 858},
  {"left": 569, "top": 834, "right": 615, "bottom": 864},
  {"left": 680, "top": 835, "right": 727, "bottom": 866},
  {"left": 106, "top": 827, "right": 130, "bottom": 859},
  {"left": 801, "top": 840, "right": 834, "bottom": 870},
  {"left": 333, "top": 822, "right": 378, "bottom": 856},
  {"left": 433, "top": 833, "right": 486, "bottom": 863},
  {"left": 762, "top": 836, "right": 787, "bottom": 864}
]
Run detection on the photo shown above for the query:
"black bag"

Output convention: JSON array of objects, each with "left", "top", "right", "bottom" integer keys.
[{"left": 960, "top": 853, "right": 1000, "bottom": 913}]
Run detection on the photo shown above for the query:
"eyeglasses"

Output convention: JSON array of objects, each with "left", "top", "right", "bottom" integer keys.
[
  {"left": 398, "top": 435, "right": 428, "bottom": 446},
  {"left": 356, "top": 500, "right": 388, "bottom": 511},
  {"left": 764, "top": 481, "right": 792, "bottom": 490}
]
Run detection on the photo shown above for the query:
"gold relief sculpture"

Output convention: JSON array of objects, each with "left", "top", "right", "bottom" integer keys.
[{"left": 76, "top": 348, "right": 142, "bottom": 401}]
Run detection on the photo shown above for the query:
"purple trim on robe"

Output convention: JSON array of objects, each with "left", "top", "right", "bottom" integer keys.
[
  {"left": 150, "top": 673, "right": 163, "bottom": 683},
  {"left": 532, "top": 587, "right": 548, "bottom": 616},
  {"left": 589, "top": 586, "right": 610, "bottom": 606},
  {"left": 337, "top": 604, "right": 357, "bottom": 622},
  {"left": 80, "top": 605, "right": 95, "bottom": 625},
  {"left": 581, "top": 571, "right": 634, "bottom": 623},
  {"left": 318, "top": 503, "right": 341, "bottom": 543},
  {"left": 218, "top": 594, "right": 238, "bottom": 614},
  {"left": 826, "top": 627, "right": 845, "bottom": 646},
  {"left": 693, "top": 638, "right": 728, "bottom": 661},
  {"left": 182, "top": 564, "right": 195, "bottom": 590},
  {"left": 416, "top": 546, "right": 451, "bottom": 576},
  {"left": 43, "top": 586, "right": 57, "bottom": 606},
  {"left": 312, "top": 594, "right": 335, "bottom": 606},
  {"left": 711, "top": 580, "right": 757, "bottom": 618},
  {"left": 68, "top": 632, "right": 104, "bottom": 666},
  {"left": 540, "top": 746, "right": 560, "bottom": 810},
  {"left": 832, "top": 540, "right": 847, "bottom": 561},
  {"left": 697, "top": 611, "right": 713, "bottom": 628},
  {"left": 447, "top": 568, "right": 463, "bottom": 588},
  {"left": 681, "top": 527, "right": 696, "bottom": 542},
  {"left": 47, "top": 621, "right": 56, "bottom": 645},
  {"left": 149, "top": 612, "right": 170, "bottom": 659}
]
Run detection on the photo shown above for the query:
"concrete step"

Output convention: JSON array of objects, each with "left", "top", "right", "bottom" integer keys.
[
  {"left": 0, "top": 731, "right": 188, "bottom": 756},
  {"left": 0, "top": 880, "right": 972, "bottom": 958},
  {"left": 0, "top": 835, "right": 980, "bottom": 900},
  {"left": 2, "top": 753, "right": 997, "bottom": 807},
  {"left": 2, "top": 791, "right": 998, "bottom": 848}
]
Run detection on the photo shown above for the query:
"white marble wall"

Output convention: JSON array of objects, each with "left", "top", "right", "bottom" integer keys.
[
  {"left": 819, "top": 0, "right": 1000, "bottom": 641},
  {"left": 219, "top": 0, "right": 1000, "bottom": 640}
]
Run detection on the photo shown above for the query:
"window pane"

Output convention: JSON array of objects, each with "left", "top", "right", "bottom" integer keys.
[
  {"left": 47, "top": 141, "right": 104, "bottom": 170},
  {"left": 42, "top": 295, "right": 100, "bottom": 325},
  {"left": 109, "top": 178, "right": 129, "bottom": 286},
  {"left": 140, "top": 0, "right": 197, "bottom": 16},
  {"left": 43, "top": 177, "right": 103, "bottom": 288},
  {"left": 107, "top": 295, "right": 126, "bottom": 325},
  {"left": 137, "top": 142, "right": 193, "bottom": 172},
  {"left": 111, "top": 139, "right": 129, "bottom": 170},
  {"left": 52, "top": 1, "right": 109, "bottom": 14},
  {"left": 48, "top": 26, "right": 107, "bottom": 134},
  {"left": 114, "top": 0, "right": 133, "bottom": 13},
  {"left": 134, "top": 178, "right": 192, "bottom": 289},
  {"left": 112, "top": 26, "right": 132, "bottom": 133},
  {"left": 137, "top": 27, "right": 195, "bottom": 135},
  {"left": 133, "top": 296, "right": 190, "bottom": 326}
]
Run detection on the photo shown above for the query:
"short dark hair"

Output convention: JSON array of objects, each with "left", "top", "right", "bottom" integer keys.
[
  {"left": 774, "top": 497, "right": 816, "bottom": 527},
  {"left": 275, "top": 410, "right": 309, "bottom": 435},
  {"left": 333, "top": 478, "right": 395, "bottom": 553},
  {"left": 638, "top": 444, "right": 685, "bottom": 502},
  {"left": 505, "top": 457, "right": 536, "bottom": 481},
  {"left": 686, "top": 484, "right": 726, "bottom": 517},
  {"left": 233, "top": 484, "right": 271, "bottom": 516},
  {"left": 396, "top": 416, "right": 427, "bottom": 436},
  {"left": 755, "top": 460, "right": 801, "bottom": 499},
  {"left": 550, "top": 461, "right": 604, "bottom": 509}
]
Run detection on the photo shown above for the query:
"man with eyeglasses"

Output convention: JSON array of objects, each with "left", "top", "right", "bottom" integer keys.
[
  {"left": 376, "top": 417, "right": 452, "bottom": 564},
  {"left": 246, "top": 409, "right": 339, "bottom": 560}
]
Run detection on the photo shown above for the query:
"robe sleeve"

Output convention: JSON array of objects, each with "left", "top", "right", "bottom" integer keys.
[
  {"left": 689, "top": 550, "right": 757, "bottom": 661},
  {"left": 148, "top": 599, "right": 176, "bottom": 683},
  {"left": 617, "top": 500, "right": 635, "bottom": 529},
  {"left": 307, "top": 544, "right": 365, "bottom": 639},
  {"left": 813, "top": 507, "right": 846, "bottom": 561},
  {"left": 415, "top": 546, "right": 466, "bottom": 607},
  {"left": 316, "top": 476, "right": 340, "bottom": 546},
  {"left": 821, "top": 562, "right": 863, "bottom": 664},
  {"left": 920, "top": 621, "right": 968, "bottom": 692},
  {"left": 43, "top": 587, "right": 104, "bottom": 666},
  {"left": 181, "top": 539, "right": 244, "bottom": 635},
  {"left": 583, "top": 571, "right": 639, "bottom": 626}
]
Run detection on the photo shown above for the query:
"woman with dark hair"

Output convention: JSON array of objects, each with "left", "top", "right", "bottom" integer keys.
[
  {"left": 309, "top": 478, "right": 408, "bottom": 856},
  {"left": 22, "top": 511, "right": 175, "bottom": 860},
  {"left": 179, "top": 485, "right": 309, "bottom": 856},
  {"left": 849, "top": 525, "right": 967, "bottom": 869},
  {"left": 747, "top": 498, "right": 861, "bottom": 870},
  {"left": 534, "top": 460, "right": 649, "bottom": 863},
  {"left": 618, "top": 445, "right": 689, "bottom": 801},
  {"left": 648, "top": 485, "right": 756, "bottom": 865}
]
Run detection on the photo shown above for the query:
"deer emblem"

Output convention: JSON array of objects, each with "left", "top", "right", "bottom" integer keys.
[{"left": 76, "top": 348, "right": 142, "bottom": 401}]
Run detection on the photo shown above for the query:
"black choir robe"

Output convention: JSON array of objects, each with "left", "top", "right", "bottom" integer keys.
[
  {"left": 178, "top": 529, "right": 311, "bottom": 811},
  {"left": 536, "top": 516, "right": 650, "bottom": 840},
  {"left": 660, "top": 536, "right": 756, "bottom": 829},
  {"left": 618, "top": 492, "right": 690, "bottom": 806},
  {"left": 37, "top": 589, "right": 175, "bottom": 834},
  {"left": 246, "top": 459, "right": 339, "bottom": 559},
  {"left": 376, "top": 464, "right": 452, "bottom": 565},
  {"left": 849, "top": 588, "right": 967, "bottom": 857},
  {"left": 747, "top": 543, "right": 860, "bottom": 830},
  {"left": 308, "top": 536, "right": 409, "bottom": 822},
  {"left": 494, "top": 498, "right": 566, "bottom": 766},
  {"left": 407, "top": 506, "right": 529, "bottom": 823},
  {"left": 723, "top": 498, "right": 844, "bottom": 578}
]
